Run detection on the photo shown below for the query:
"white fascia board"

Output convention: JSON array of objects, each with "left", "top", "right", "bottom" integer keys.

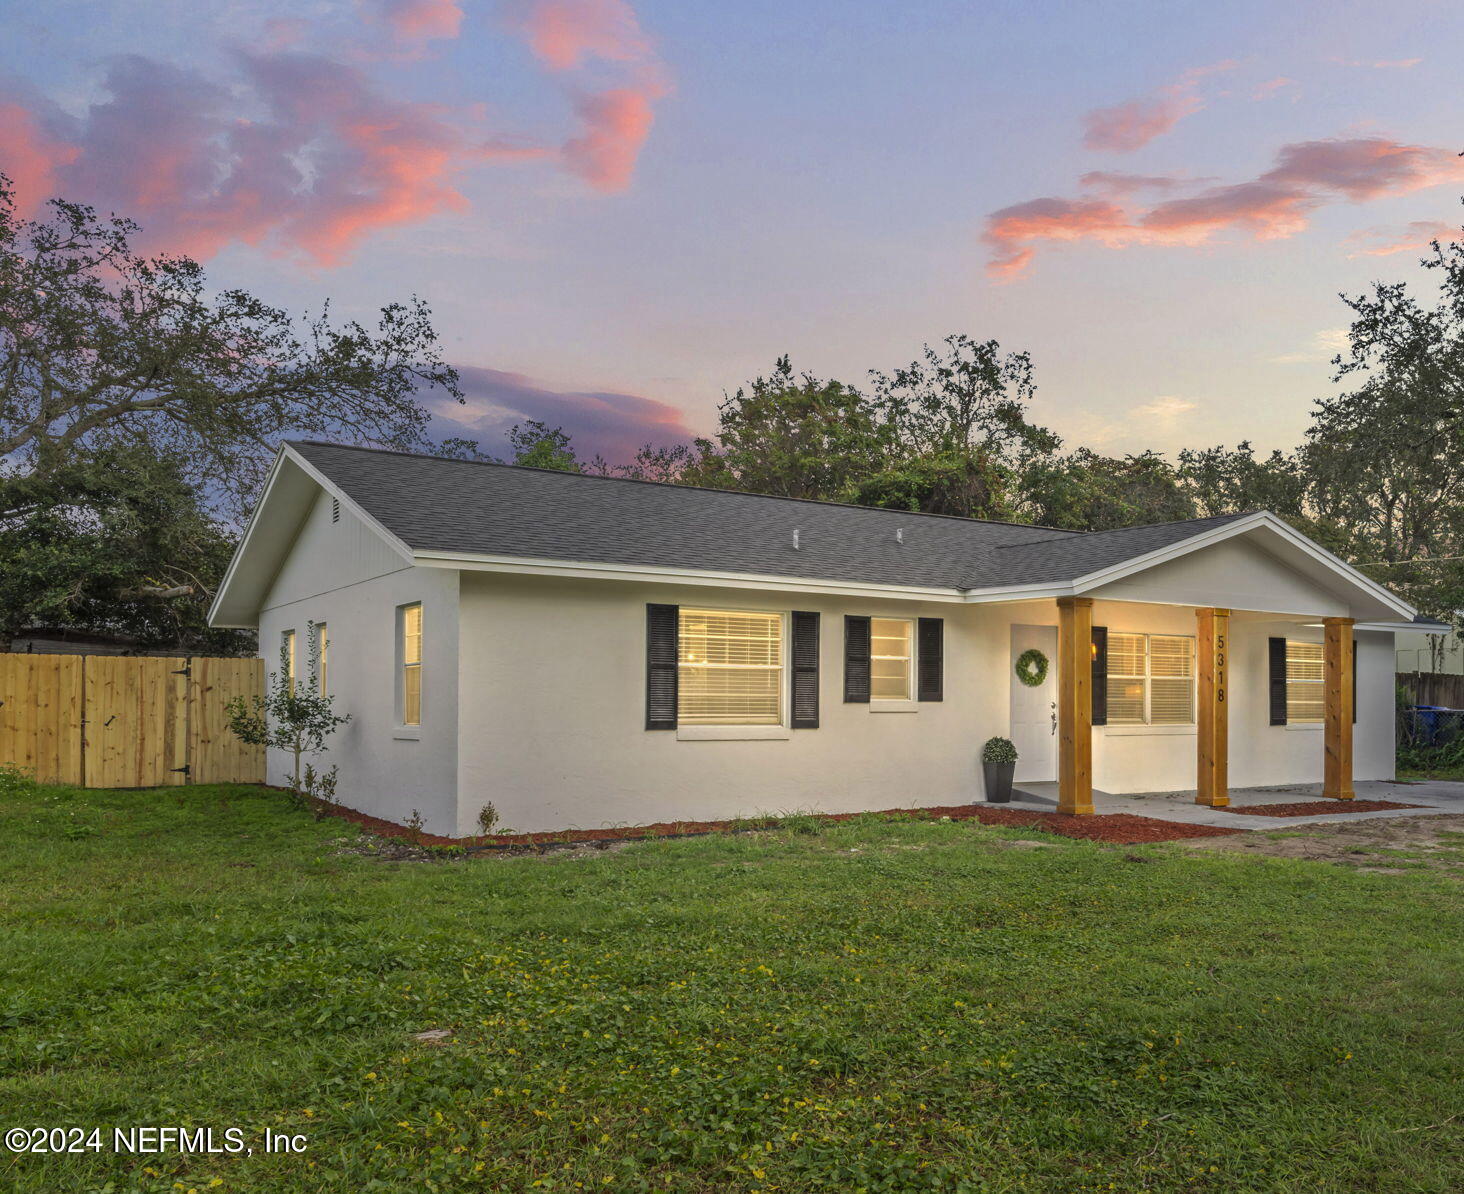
[
  {"left": 207, "top": 449, "right": 289, "bottom": 627},
  {"left": 412, "top": 551, "right": 970, "bottom": 603}
]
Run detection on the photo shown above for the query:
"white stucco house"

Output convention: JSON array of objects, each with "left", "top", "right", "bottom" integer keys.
[{"left": 209, "top": 441, "right": 1429, "bottom": 837}]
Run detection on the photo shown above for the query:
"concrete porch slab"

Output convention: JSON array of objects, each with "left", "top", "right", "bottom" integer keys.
[{"left": 993, "top": 779, "right": 1464, "bottom": 830}]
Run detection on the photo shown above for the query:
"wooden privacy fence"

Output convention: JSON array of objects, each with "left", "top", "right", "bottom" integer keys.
[
  {"left": 1397, "top": 671, "right": 1464, "bottom": 709},
  {"left": 0, "top": 654, "right": 264, "bottom": 787}
]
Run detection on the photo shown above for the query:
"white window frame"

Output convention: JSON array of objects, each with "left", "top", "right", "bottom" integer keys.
[
  {"left": 1285, "top": 639, "right": 1325, "bottom": 724},
  {"left": 397, "top": 603, "right": 422, "bottom": 732},
  {"left": 1105, "top": 632, "right": 1196, "bottom": 727},
  {"left": 314, "top": 622, "right": 329, "bottom": 696},
  {"left": 675, "top": 606, "right": 788, "bottom": 735},
  {"left": 869, "top": 616, "right": 915, "bottom": 705}
]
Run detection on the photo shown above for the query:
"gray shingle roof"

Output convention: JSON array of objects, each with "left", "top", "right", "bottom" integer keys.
[{"left": 289, "top": 441, "right": 1253, "bottom": 592}]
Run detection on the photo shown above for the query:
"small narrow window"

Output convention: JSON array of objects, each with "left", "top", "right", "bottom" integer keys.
[
  {"left": 331, "top": 497, "right": 340, "bottom": 523},
  {"left": 281, "top": 629, "right": 297, "bottom": 694},
  {"left": 869, "top": 618, "right": 913, "bottom": 700},
  {"left": 315, "top": 622, "right": 329, "bottom": 695},
  {"left": 1285, "top": 640, "right": 1324, "bottom": 723},
  {"left": 401, "top": 604, "right": 422, "bottom": 726}
]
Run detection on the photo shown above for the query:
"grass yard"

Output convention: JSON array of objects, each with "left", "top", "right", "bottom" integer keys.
[{"left": 1, "top": 779, "right": 1461, "bottom": 1193}]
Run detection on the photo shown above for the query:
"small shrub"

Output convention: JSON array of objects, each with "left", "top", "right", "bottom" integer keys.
[
  {"left": 981, "top": 736, "right": 1018, "bottom": 765},
  {"left": 406, "top": 808, "right": 426, "bottom": 845},
  {"left": 226, "top": 622, "right": 351, "bottom": 801},
  {"left": 476, "top": 803, "right": 500, "bottom": 836},
  {"left": 303, "top": 764, "right": 341, "bottom": 820}
]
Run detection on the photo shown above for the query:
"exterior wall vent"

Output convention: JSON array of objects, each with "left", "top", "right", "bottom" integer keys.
[{"left": 331, "top": 497, "right": 341, "bottom": 524}]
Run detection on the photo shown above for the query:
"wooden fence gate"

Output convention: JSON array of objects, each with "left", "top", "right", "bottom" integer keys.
[{"left": 0, "top": 654, "right": 264, "bottom": 787}]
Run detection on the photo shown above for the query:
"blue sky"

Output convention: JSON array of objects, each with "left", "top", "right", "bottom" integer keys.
[{"left": 2, "top": 0, "right": 1460, "bottom": 460}]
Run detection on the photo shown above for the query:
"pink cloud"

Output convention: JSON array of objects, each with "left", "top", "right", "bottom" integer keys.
[
  {"left": 431, "top": 365, "right": 697, "bottom": 460},
  {"left": 506, "top": 0, "right": 650, "bottom": 71},
  {"left": 503, "top": 1, "right": 669, "bottom": 194},
  {"left": 985, "top": 136, "right": 1464, "bottom": 280},
  {"left": 1083, "top": 91, "right": 1204, "bottom": 153},
  {"left": 562, "top": 83, "right": 661, "bottom": 192},
  {"left": 1077, "top": 171, "right": 1202, "bottom": 196},
  {"left": 1252, "top": 76, "right": 1297, "bottom": 101},
  {"left": 372, "top": 0, "right": 464, "bottom": 45},
  {"left": 1331, "top": 56, "right": 1421, "bottom": 70},
  {"left": 1344, "top": 220, "right": 1457, "bottom": 257},
  {"left": 0, "top": 101, "right": 79, "bottom": 216},
  {"left": 19, "top": 52, "right": 542, "bottom": 265},
  {"left": 1082, "top": 61, "right": 1236, "bottom": 152}
]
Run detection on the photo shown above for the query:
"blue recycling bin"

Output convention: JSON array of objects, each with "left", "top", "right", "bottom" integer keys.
[{"left": 1410, "top": 705, "right": 1448, "bottom": 747}]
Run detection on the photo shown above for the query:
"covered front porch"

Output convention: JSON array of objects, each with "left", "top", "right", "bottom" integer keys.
[{"left": 1050, "top": 598, "right": 1360, "bottom": 816}]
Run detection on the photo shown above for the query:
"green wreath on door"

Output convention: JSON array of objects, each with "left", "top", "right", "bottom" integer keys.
[{"left": 1014, "top": 647, "right": 1049, "bottom": 688}]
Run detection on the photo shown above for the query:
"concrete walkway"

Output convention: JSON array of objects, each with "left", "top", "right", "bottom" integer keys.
[{"left": 1005, "top": 778, "right": 1464, "bottom": 830}]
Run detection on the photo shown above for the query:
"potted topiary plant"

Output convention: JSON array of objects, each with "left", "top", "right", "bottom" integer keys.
[{"left": 981, "top": 737, "right": 1018, "bottom": 803}]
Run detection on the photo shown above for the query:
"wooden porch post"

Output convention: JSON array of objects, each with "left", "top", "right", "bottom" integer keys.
[
  {"left": 1322, "top": 616, "right": 1356, "bottom": 800},
  {"left": 1195, "top": 608, "right": 1230, "bottom": 807},
  {"left": 1057, "top": 597, "right": 1094, "bottom": 815}
]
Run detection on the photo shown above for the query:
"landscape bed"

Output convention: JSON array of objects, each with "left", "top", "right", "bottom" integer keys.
[
  {"left": 1227, "top": 799, "right": 1425, "bottom": 818},
  {"left": 314, "top": 797, "right": 1243, "bottom": 849},
  {"left": 2, "top": 778, "right": 1461, "bottom": 1192}
]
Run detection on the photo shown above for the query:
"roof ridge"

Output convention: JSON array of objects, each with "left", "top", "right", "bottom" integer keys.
[
  {"left": 287, "top": 439, "right": 1088, "bottom": 535},
  {"left": 992, "top": 510, "right": 1258, "bottom": 551}
]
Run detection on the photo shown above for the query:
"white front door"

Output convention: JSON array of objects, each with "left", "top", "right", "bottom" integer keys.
[{"left": 1010, "top": 625, "right": 1058, "bottom": 782}]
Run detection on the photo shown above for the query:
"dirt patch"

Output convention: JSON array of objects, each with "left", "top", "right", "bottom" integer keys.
[
  {"left": 1227, "top": 799, "right": 1426, "bottom": 817},
  {"left": 313, "top": 797, "right": 1239, "bottom": 854},
  {"left": 1184, "top": 812, "right": 1464, "bottom": 875}
]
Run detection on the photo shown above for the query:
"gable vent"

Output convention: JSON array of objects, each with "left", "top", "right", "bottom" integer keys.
[{"left": 331, "top": 497, "right": 340, "bottom": 523}]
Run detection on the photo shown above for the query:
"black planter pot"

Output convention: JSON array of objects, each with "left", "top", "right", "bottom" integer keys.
[{"left": 983, "top": 759, "right": 1015, "bottom": 804}]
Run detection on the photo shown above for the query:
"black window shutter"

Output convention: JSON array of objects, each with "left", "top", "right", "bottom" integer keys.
[
  {"left": 1352, "top": 639, "right": 1358, "bottom": 724},
  {"left": 791, "top": 611, "right": 820, "bottom": 728},
  {"left": 646, "top": 604, "right": 678, "bottom": 729},
  {"left": 1091, "top": 625, "right": 1108, "bottom": 726},
  {"left": 1268, "top": 636, "right": 1287, "bottom": 725},
  {"left": 917, "top": 617, "right": 944, "bottom": 702},
  {"left": 844, "top": 615, "right": 871, "bottom": 703}
]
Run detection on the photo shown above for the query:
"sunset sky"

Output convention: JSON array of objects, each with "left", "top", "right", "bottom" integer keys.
[{"left": 3, "top": 0, "right": 1461, "bottom": 462}]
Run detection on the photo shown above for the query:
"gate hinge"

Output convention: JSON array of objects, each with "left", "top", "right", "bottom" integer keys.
[
  {"left": 172, "top": 665, "right": 191, "bottom": 676},
  {"left": 170, "top": 764, "right": 191, "bottom": 775}
]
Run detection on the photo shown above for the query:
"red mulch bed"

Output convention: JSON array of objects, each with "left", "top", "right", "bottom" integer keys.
[
  {"left": 1227, "top": 798, "right": 1425, "bottom": 818},
  {"left": 309, "top": 797, "right": 1241, "bottom": 850}
]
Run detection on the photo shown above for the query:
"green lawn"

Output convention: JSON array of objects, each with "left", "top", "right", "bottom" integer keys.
[{"left": 1, "top": 777, "right": 1461, "bottom": 1193}]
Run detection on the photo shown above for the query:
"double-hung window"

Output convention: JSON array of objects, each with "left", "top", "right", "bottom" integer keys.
[
  {"left": 678, "top": 609, "right": 783, "bottom": 725},
  {"left": 400, "top": 603, "right": 422, "bottom": 726},
  {"left": 870, "top": 618, "right": 913, "bottom": 701},
  {"left": 1284, "top": 640, "right": 1324, "bottom": 723},
  {"left": 1106, "top": 633, "right": 1195, "bottom": 725}
]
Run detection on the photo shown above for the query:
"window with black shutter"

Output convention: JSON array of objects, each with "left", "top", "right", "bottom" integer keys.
[
  {"left": 645, "top": 604, "right": 678, "bottom": 729},
  {"left": 790, "top": 611, "right": 820, "bottom": 728},
  {"left": 1091, "top": 625, "right": 1108, "bottom": 725},
  {"left": 844, "top": 616, "right": 871, "bottom": 703},
  {"left": 917, "top": 618, "right": 943, "bottom": 702},
  {"left": 1268, "top": 636, "right": 1287, "bottom": 725}
]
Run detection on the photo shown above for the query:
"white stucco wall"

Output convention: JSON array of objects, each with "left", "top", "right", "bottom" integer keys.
[
  {"left": 257, "top": 491, "right": 461, "bottom": 836},
  {"left": 450, "top": 571, "right": 1396, "bottom": 835},
  {"left": 455, "top": 572, "right": 994, "bottom": 836}
]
